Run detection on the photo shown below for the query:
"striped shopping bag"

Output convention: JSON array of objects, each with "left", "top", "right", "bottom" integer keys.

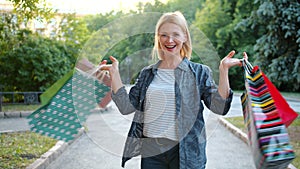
[
  {"left": 240, "top": 59, "right": 297, "bottom": 169},
  {"left": 27, "top": 59, "right": 111, "bottom": 142}
]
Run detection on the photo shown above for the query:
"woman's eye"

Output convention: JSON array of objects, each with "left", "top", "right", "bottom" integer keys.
[{"left": 174, "top": 34, "right": 180, "bottom": 38}]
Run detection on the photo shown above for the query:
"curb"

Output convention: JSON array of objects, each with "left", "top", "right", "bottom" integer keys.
[
  {"left": 218, "top": 116, "right": 248, "bottom": 144},
  {"left": 25, "top": 105, "right": 113, "bottom": 169},
  {"left": 0, "top": 111, "right": 32, "bottom": 118},
  {"left": 218, "top": 116, "right": 298, "bottom": 169},
  {"left": 0, "top": 105, "right": 113, "bottom": 119},
  {"left": 26, "top": 128, "right": 85, "bottom": 169},
  {"left": 26, "top": 141, "right": 68, "bottom": 169}
]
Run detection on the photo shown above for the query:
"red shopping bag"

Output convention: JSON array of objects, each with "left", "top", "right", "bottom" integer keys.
[
  {"left": 241, "top": 59, "right": 296, "bottom": 169},
  {"left": 250, "top": 65, "right": 298, "bottom": 127},
  {"left": 261, "top": 71, "right": 298, "bottom": 127}
]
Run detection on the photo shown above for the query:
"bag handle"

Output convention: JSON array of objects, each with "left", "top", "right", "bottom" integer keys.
[{"left": 240, "top": 58, "right": 254, "bottom": 75}]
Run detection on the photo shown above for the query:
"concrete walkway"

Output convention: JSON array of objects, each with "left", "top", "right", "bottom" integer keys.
[
  {"left": 43, "top": 99, "right": 256, "bottom": 169},
  {"left": 0, "top": 94, "right": 299, "bottom": 169}
]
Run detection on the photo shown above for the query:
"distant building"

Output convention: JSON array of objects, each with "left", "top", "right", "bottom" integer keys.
[{"left": 0, "top": 1, "right": 84, "bottom": 37}]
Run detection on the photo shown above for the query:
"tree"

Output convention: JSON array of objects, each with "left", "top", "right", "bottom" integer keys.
[
  {"left": 53, "top": 13, "right": 90, "bottom": 59},
  {"left": 243, "top": 0, "right": 300, "bottom": 91},
  {"left": 0, "top": 1, "right": 86, "bottom": 92},
  {"left": 82, "top": 0, "right": 205, "bottom": 84},
  {"left": 0, "top": 32, "right": 75, "bottom": 91},
  {"left": 83, "top": 11, "right": 125, "bottom": 33},
  {"left": 192, "top": 0, "right": 261, "bottom": 89},
  {"left": 7, "top": 0, "right": 55, "bottom": 24},
  {"left": 166, "top": 0, "right": 205, "bottom": 23},
  {"left": 193, "top": 0, "right": 232, "bottom": 49}
]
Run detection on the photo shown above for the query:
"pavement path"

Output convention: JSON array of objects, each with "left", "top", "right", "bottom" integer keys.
[
  {"left": 44, "top": 97, "right": 256, "bottom": 169},
  {"left": 0, "top": 94, "right": 299, "bottom": 169},
  {"left": 0, "top": 117, "right": 30, "bottom": 132}
]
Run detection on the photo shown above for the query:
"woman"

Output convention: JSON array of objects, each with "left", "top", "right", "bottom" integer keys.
[{"left": 100, "top": 11, "right": 246, "bottom": 169}]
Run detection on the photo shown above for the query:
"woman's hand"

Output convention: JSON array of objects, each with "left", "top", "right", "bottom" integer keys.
[
  {"left": 219, "top": 50, "right": 248, "bottom": 70},
  {"left": 218, "top": 50, "right": 248, "bottom": 99},
  {"left": 99, "top": 56, "right": 123, "bottom": 93},
  {"left": 100, "top": 56, "right": 120, "bottom": 79}
]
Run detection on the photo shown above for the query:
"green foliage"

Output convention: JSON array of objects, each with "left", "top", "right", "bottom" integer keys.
[
  {"left": 80, "top": 0, "right": 203, "bottom": 83},
  {"left": 8, "top": 0, "right": 55, "bottom": 25},
  {"left": 244, "top": 0, "right": 300, "bottom": 91},
  {"left": 53, "top": 13, "right": 91, "bottom": 59},
  {"left": 0, "top": 6, "right": 89, "bottom": 92},
  {"left": 193, "top": 0, "right": 259, "bottom": 89},
  {"left": 0, "top": 32, "right": 76, "bottom": 91},
  {"left": 1, "top": 0, "right": 299, "bottom": 92},
  {"left": 164, "top": 0, "right": 205, "bottom": 23},
  {"left": 0, "top": 131, "right": 56, "bottom": 169},
  {"left": 194, "top": 0, "right": 232, "bottom": 49},
  {"left": 2, "top": 104, "right": 41, "bottom": 112},
  {"left": 81, "top": 12, "right": 160, "bottom": 66},
  {"left": 83, "top": 11, "right": 125, "bottom": 33}
]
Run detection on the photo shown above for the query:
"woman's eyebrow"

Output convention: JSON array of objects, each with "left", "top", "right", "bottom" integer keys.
[{"left": 158, "top": 31, "right": 181, "bottom": 34}]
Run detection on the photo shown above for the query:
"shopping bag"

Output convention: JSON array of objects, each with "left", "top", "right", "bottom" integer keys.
[
  {"left": 240, "top": 59, "right": 296, "bottom": 169},
  {"left": 241, "top": 60, "right": 298, "bottom": 127},
  {"left": 27, "top": 59, "right": 111, "bottom": 142}
]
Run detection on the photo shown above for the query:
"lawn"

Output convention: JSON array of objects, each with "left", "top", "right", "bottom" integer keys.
[
  {"left": 1, "top": 104, "right": 41, "bottom": 112},
  {"left": 225, "top": 115, "right": 300, "bottom": 168},
  {"left": 0, "top": 131, "right": 57, "bottom": 169}
]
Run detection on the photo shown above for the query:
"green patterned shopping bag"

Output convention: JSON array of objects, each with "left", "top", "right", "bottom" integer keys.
[{"left": 28, "top": 61, "right": 111, "bottom": 142}]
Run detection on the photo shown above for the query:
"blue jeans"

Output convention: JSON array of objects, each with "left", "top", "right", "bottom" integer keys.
[{"left": 141, "top": 138, "right": 179, "bottom": 169}]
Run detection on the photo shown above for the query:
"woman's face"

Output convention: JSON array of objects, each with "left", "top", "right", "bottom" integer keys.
[{"left": 158, "top": 22, "right": 186, "bottom": 58}]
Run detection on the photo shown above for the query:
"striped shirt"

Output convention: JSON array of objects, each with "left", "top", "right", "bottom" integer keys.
[{"left": 143, "top": 69, "right": 178, "bottom": 141}]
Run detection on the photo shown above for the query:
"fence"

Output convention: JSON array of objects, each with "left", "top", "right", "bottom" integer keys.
[{"left": 0, "top": 92, "right": 43, "bottom": 112}]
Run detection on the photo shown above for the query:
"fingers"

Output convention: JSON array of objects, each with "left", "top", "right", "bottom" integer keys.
[
  {"left": 227, "top": 50, "right": 236, "bottom": 58},
  {"left": 243, "top": 52, "right": 248, "bottom": 60},
  {"left": 99, "top": 56, "right": 118, "bottom": 71},
  {"left": 99, "top": 60, "right": 107, "bottom": 65},
  {"left": 109, "top": 56, "right": 118, "bottom": 63},
  {"left": 99, "top": 56, "right": 118, "bottom": 65},
  {"left": 98, "top": 59, "right": 108, "bottom": 71},
  {"left": 100, "top": 65, "right": 112, "bottom": 71}
]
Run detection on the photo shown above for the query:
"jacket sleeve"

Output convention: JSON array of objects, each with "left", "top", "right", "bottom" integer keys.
[
  {"left": 111, "top": 86, "right": 136, "bottom": 115},
  {"left": 201, "top": 66, "right": 233, "bottom": 115},
  {"left": 111, "top": 68, "right": 147, "bottom": 115}
]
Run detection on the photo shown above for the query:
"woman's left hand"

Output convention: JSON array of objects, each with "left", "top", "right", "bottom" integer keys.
[
  {"left": 217, "top": 50, "right": 248, "bottom": 99},
  {"left": 219, "top": 50, "right": 247, "bottom": 70}
]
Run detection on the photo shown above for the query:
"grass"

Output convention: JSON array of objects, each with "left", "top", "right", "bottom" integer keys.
[
  {"left": 0, "top": 131, "right": 57, "bottom": 169},
  {"left": 225, "top": 115, "right": 300, "bottom": 168},
  {"left": 1, "top": 104, "right": 41, "bottom": 112}
]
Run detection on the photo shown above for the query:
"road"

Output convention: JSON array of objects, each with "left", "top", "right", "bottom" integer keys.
[{"left": 226, "top": 93, "right": 300, "bottom": 117}]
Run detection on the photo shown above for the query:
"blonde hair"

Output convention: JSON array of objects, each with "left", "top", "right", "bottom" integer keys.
[{"left": 152, "top": 11, "right": 192, "bottom": 60}]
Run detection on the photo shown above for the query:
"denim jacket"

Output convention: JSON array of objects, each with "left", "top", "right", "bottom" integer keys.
[{"left": 112, "top": 58, "right": 233, "bottom": 169}]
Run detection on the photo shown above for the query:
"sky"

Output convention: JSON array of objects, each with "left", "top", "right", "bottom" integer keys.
[
  {"left": 46, "top": 0, "right": 168, "bottom": 15},
  {"left": 0, "top": 0, "right": 168, "bottom": 15}
]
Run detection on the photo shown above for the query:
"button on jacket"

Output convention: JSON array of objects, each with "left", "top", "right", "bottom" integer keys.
[{"left": 112, "top": 57, "right": 233, "bottom": 169}]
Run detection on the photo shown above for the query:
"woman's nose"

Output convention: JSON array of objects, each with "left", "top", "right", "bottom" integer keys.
[{"left": 167, "top": 35, "right": 174, "bottom": 42}]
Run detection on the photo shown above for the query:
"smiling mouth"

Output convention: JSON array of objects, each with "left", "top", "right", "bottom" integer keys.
[{"left": 165, "top": 45, "right": 176, "bottom": 49}]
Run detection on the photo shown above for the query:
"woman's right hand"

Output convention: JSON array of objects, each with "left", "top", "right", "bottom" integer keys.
[
  {"left": 100, "top": 56, "right": 119, "bottom": 78},
  {"left": 100, "top": 56, "right": 123, "bottom": 93}
]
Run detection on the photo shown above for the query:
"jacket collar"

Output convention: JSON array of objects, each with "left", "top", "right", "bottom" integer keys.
[
  {"left": 177, "top": 57, "right": 190, "bottom": 72},
  {"left": 148, "top": 57, "right": 191, "bottom": 74}
]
